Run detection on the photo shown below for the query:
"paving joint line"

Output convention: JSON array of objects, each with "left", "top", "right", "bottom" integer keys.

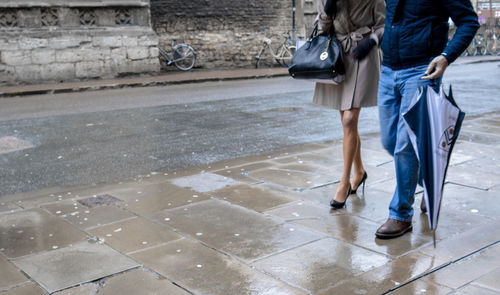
[{"left": 381, "top": 239, "right": 500, "bottom": 294}]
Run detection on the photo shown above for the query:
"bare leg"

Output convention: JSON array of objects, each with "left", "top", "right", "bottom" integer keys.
[
  {"left": 333, "top": 108, "right": 361, "bottom": 203},
  {"left": 351, "top": 133, "right": 366, "bottom": 191}
]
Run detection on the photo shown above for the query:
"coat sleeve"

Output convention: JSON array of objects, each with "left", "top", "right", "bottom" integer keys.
[
  {"left": 316, "top": 0, "right": 332, "bottom": 35},
  {"left": 371, "top": 0, "right": 386, "bottom": 45},
  {"left": 439, "top": 0, "right": 479, "bottom": 63}
]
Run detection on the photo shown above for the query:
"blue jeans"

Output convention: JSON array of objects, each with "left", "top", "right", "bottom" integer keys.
[{"left": 377, "top": 64, "right": 441, "bottom": 222}]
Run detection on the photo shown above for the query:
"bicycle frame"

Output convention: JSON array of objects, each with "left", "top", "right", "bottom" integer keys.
[{"left": 159, "top": 47, "right": 187, "bottom": 65}]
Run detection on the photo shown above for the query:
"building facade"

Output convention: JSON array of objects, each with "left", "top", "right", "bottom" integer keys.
[
  {"left": 0, "top": 1, "right": 313, "bottom": 85},
  {"left": 0, "top": 0, "right": 160, "bottom": 85}
]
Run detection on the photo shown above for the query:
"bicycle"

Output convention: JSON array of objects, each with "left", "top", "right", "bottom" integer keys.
[
  {"left": 464, "top": 33, "right": 487, "bottom": 56},
  {"left": 255, "top": 31, "right": 296, "bottom": 68},
  {"left": 485, "top": 28, "right": 500, "bottom": 55},
  {"left": 158, "top": 39, "right": 196, "bottom": 71}
]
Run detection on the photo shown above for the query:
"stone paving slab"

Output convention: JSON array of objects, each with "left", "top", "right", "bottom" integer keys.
[
  {"left": 41, "top": 200, "right": 135, "bottom": 230},
  {"left": 131, "top": 238, "right": 308, "bottom": 295},
  {"left": 0, "top": 255, "right": 29, "bottom": 291},
  {"left": 210, "top": 184, "right": 295, "bottom": 212},
  {"left": 12, "top": 241, "right": 139, "bottom": 294},
  {"left": 0, "top": 209, "right": 88, "bottom": 259},
  {"left": 87, "top": 217, "right": 181, "bottom": 254},
  {"left": 426, "top": 243, "right": 500, "bottom": 290},
  {"left": 1, "top": 111, "right": 500, "bottom": 294},
  {"left": 150, "top": 199, "right": 324, "bottom": 262},
  {"left": 107, "top": 182, "right": 211, "bottom": 215},
  {"left": 253, "top": 238, "right": 390, "bottom": 294},
  {"left": 1, "top": 285, "right": 46, "bottom": 295},
  {"left": 54, "top": 268, "right": 191, "bottom": 295}
]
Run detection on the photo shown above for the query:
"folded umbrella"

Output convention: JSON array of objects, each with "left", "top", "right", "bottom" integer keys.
[{"left": 402, "top": 85, "right": 465, "bottom": 247}]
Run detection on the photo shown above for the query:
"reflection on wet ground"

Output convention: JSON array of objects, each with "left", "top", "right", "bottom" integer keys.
[{"left": 1, "top": 113, "right": 500, "bottom": 294}]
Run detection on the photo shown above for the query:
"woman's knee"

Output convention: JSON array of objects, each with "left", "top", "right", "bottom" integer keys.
[{"left": 342, "top": 111, "right": 359, "bottom": 131}]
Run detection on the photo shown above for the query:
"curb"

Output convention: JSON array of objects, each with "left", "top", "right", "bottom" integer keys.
[{"left": 0, "top": 69, "right": 290, "bottom": 98}]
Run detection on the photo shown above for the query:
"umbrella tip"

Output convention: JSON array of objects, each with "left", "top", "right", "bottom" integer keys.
[{"left": 432, "top": 230, "right": 437, "bottom": 248}]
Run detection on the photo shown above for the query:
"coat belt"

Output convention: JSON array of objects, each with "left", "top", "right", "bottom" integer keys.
[{"left": 337, "top": 26, "right": 372, "bottom": 53}]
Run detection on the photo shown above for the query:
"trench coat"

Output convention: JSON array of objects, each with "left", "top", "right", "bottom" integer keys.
[{"left": 313, "top": 0, "right": 385, "bottom": 110}]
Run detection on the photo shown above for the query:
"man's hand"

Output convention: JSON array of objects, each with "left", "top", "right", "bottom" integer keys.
[{"left": 421, "top": 55, "right": 449, "bottom": 80}]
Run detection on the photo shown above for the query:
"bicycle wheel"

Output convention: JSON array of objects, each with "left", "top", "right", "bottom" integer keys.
[
  {"left": 255, "top": 44, "right": 266, "bottom": 68},
  {"left": 487, "top": 38, "right": 500, "bottom": 55},
  {"left": 173, "top": 44, "right": 196, "bottom": 71},
  {"left": 276, "top": 45, "right": 296, "bottom": 67},
  {"left": 464, "top": 40, "right": 475, "bottom": 56}
]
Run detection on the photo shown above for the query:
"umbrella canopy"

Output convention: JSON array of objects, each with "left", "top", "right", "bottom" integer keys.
[{"left": 402, "top": 85, "right": 465, "bottom": 246}]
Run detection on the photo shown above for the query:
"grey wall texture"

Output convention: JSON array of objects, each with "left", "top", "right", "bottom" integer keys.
[
  {"left": 150, "top": 0, "right": 306, "bottom": 69},
  {"left": 0, "top": 0, "right": 159, "bottom": 85},
  {"left": 0, "top": 0, "right": 311, "bottom": 84}
]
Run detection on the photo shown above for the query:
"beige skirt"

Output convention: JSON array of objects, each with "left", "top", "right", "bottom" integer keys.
[{"left": 313, "top": 48, "right": 381, "bottom": 111}]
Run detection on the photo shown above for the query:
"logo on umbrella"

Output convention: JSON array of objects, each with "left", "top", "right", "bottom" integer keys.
[{"left": 439, "top": 125, "right": 455, "bottom": 152}]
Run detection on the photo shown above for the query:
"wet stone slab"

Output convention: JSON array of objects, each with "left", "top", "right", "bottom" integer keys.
[
  {"left": 249, "top": 168, "right": 336, "bottom": 190},
  {"left": 12, "top": 241, "right": 139, "bottom": 294},
  {"left": 131, "top": 238, "right": 307, "bottom": 295},
  {"left": 1, "top": 285, "right": 46, "bottom": 295},
  {"left": 213, "top": 162, "right": 272, "bottom": 184},
  {"left": 0, "top": 209, "right": 87, "bottom": 258},
  {"left": 253, "top": 238, "right": 390, "bottom": 294},
  {"left": 446, "top": 164, "right": 500, "bottom": 190},
  {"left": 169, "top": 172, "right": 241, "bottom": 193},
  {"left": 109, "top": 182, "right": 210, "bottom": 215},
  {"left": 266, "top": 201, "right": 432, "bottom": 258},
  {"left": 96, "top": 268, "right": 191, "bottom": 295},
  {"left": 383, "top": 277, "right": 452, "bottom": 295},
  {"left": 441, "top": 183, "right": 500, "bottom": 220},
  {"left": 88, "top": 217, "right": 181, "bottom": 254},
  {"left": 451, "top": 285, "right": 500, "bottom": 295},
  {"left": 419, "top": 221, "right": 500, "bottom": 263},
  {"left": 210, "top": 184, "right": 295, "bottom": 212},
  {"left": 42, "top": 201, "right": 134, "bottom": 230},
  {"left": 457, "top": 130, "right": 500, "bottom": 145},
  {"left": 0, "top": 202, "right": 22, "bottom": 215},
  {"left": 294, "top": 185, "right": 394, "bottom": 222},
  {"left": 320, "top": 252, "right": 449, "bottom": 295},
  {"left": 150, "top": 199, "right": 324, "bottom": 261},
  {"left": 472, "top": 267, "right": 500, "bottom": 292},
  {"left": 52, "top": 283, "right": 99, "bottom": 295},
  {"left": 270, "top": 152, "right": 342, "bottom": 166},
  {"left": 0, "top": 255, "right": 29, "bottom": 291},
  {"left": 424, "top": 243, "right": 500, "bottom": 289}
]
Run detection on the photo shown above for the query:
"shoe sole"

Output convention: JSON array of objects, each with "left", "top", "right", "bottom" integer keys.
[{"left": 375, "top": 225, "right": 413, "bottom": 239}]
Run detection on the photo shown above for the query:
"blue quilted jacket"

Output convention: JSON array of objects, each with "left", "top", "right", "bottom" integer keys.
[{"left": 382, "top": 0, "right": 479, "bottom": 69}]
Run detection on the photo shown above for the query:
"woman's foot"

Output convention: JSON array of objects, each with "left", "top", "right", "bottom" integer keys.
[
  {"left": 330, "top": 182, "right": 352, "bottom": 209},
  {"left": 350, "top": 171, "right": 367, "bottom": 194}
]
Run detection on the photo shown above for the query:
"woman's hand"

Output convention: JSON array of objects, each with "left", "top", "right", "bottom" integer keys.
[{"left": 352, "top": 38, "right": 377, "bottom": 60}]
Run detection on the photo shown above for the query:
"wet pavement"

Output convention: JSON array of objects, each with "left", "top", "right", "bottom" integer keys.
[{"left": 1, "top": 111, "right": 499, "bottom": 294}]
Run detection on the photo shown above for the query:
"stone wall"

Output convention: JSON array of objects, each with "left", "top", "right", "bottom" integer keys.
[
  {"left": 150, "top": 0, "right": 306, "bottom": 69},
  {"left": 0, "top": 0, "right": 160, "bottom": 85}
]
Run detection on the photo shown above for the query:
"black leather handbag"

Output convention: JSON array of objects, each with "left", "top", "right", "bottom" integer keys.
[{"left": 288, "top": 25, "right": 345, "bottom": 84}]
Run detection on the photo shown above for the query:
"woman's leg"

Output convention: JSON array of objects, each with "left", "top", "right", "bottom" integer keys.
[
  {"left": 351, "top": 133, "right": 366, "bottom": 190},
  {"left": 334, "top": 108, "right": 361, "bottom": 202}
]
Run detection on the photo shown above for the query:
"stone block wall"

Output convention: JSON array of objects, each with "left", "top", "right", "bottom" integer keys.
[
  {"left": 0, "top": 0, "right": 160, "bottom": 85},
  {"left": 150, "top": 0, "right": 306, "bottom": 69}
]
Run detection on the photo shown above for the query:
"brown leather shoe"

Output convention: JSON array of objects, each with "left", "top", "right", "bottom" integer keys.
[
  {"left": 421, "top": 198, "right": 427, "bottom": 213},
  {"left": 375, "top": 218, "right": 412, "bottom": 239}
]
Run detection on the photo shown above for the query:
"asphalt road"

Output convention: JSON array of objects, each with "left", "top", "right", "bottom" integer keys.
[{"left": 1, "top": 61, "right": 499, "bottom": 197}]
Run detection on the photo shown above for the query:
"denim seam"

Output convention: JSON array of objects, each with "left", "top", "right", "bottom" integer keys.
[{"left": 389, "top": 214, "right": 412, "bottom": 223}]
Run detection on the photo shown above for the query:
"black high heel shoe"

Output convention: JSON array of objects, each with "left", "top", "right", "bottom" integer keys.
[
  {"left": 350, "top": 172, "right": 368, "bottom": 195},
  {"left": 330, "top": 187, "right": 353, "bottom": 209}
]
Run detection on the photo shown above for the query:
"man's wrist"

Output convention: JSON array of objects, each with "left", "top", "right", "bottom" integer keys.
[{"left": 440, "top": 53, "right": 450, "bottom": 63}]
